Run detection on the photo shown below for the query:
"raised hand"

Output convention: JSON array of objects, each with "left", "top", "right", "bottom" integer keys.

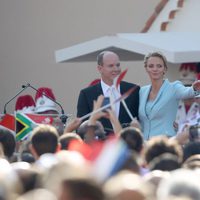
[{"left": 193, "top": 80, "right": 200, "bottom": 91}]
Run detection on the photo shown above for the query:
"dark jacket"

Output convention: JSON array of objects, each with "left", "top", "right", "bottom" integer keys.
[{"left": 77, "top": 81, "right": 140, "bottom": 134}]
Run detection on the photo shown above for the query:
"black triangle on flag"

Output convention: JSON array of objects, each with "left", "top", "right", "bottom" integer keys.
[{"left": 16, "top": 120, "right": 26, "bottom": 134}]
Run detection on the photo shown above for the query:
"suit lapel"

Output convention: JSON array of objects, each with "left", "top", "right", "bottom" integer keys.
[
  {"left": 87, "top": 83, "right": 103, "bottom": 111},
  {"left": 96, "top": 83, "right": 103, "bottom": 96},
  {"left": 151, "top": 79, "right": 167, "bottom": 108},
  {"left": 142, "top": 85, "right": 151, "bottom": 119},
  {"left": 147, "top": 79, "right": 168, "bottom": 118},
  {"left": 119, "top": 83, "right": 125, "bottom": 117}
]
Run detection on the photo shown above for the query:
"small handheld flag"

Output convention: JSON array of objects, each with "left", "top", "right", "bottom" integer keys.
[
  {"left": 15, "top": 112, "right": 38, "bottom": 141},
  {"left": 115, "top": 68, "right": 128, "bottom": 88}
]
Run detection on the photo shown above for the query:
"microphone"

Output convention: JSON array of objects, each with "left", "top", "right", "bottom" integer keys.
[
  {"left": 3, "top": 84, "right": 30, "bottom": 114},
  {"left": 23, "top": 83, "right": 68, "bottom": 126}
]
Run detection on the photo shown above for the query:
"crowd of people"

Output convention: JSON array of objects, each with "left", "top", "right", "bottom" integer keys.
[{"left": 1, "top": 51, "right": 200, "bottom": 200}]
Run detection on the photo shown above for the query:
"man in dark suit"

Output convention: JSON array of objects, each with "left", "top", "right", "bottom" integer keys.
[{"left": 77, "top": 51, "right": 140, "bottom": 134}]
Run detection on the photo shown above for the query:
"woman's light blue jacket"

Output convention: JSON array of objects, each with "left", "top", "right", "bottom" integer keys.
[{"left": 139, "top": 79, "right": 197, "bottom": 140}]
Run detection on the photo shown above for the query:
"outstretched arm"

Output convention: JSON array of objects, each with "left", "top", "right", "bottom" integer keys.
[
  {"left": 64, "top": 118, "right": 82, "bottom": 133},
  {"left": 85, "top": 95, "right": 107, "bottom": 143},
  {"left": 106, "top": 109, "right": 122, "bottom": 136},
  {"left": 193, "top": 80, "right": 200, "bottom": 92}
]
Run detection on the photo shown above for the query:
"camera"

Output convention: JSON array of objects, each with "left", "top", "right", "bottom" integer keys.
[
  {"left": 121, "top": 123, "right": 130, "bottom": 128},
  {"left": 189, "top": 124, "right": 200, "bottom": 142},
  {"left": 102, "top": 97, "right": 111, "bottom": 112}
]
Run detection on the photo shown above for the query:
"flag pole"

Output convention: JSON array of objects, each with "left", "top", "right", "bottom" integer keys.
[{"left": 115, "top": 69, "right": 135, "bottom": 121}]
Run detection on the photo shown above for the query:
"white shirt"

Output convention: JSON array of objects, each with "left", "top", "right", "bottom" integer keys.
[{"left": 101, "top": 80, "right": 120, "bottom": 117}]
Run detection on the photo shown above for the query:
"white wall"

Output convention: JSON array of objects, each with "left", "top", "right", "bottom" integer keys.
[
  {"left": 167, "top": 0, "right": 200, "bottom": 31},
  {"left": 149, "top": 0, "right": 200, "bottom": 32},
  {"left": 0, "top": 0, "right": 161, "bottom": 116}
]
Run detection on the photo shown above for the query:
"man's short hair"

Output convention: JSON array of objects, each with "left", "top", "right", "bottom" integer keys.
[
  {"left": 61, "top": 178, "right": 104, "bottom": 200},
  {"left": 120, "top": 127, "right": 143, "bottom": 153},
  {"left": 77, "top": 120, "right": 106, "bottom": 141},
  {"left": 0, "top": 128, "right": 16, "bottom": 159},
  {"left": 144, "top": 136, "right": 183, "bottom": 164},
  {"left": 97, "top": 51, "right": 116, "bottom": 66},
  {"left": 148, "top": 153, "right": 181, "bottom": 171},
  {"left": 97, "top": 51, "right": 106, "bottom": 66},
  {"left": 59, "top": 133, "right": 82, "bottom": 150},
  {"left": 31, "top": 124, "right": 59, "bottom": 156}
]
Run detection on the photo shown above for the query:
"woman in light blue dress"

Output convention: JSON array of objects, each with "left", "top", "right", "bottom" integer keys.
[{"left": 138, "top": 52, "right": 200, "bottom": 140}]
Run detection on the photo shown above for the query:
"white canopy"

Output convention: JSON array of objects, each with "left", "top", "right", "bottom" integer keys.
[{"left": 55, "top": 32, "right": 200, "bottom": 64}]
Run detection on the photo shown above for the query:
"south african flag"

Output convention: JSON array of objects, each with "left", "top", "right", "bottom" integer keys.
[{"left": 15, "top": 112, "right": 37, "bottom": 141}]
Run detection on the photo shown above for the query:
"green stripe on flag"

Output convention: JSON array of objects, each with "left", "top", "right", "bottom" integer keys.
[{"left": 15, "top": 112, "right": 37, "bottom": 141}]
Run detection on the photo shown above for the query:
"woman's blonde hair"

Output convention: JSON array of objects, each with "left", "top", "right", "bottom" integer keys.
[{"left": 144, "top": 51, "right": 168, "bottom": 69}]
